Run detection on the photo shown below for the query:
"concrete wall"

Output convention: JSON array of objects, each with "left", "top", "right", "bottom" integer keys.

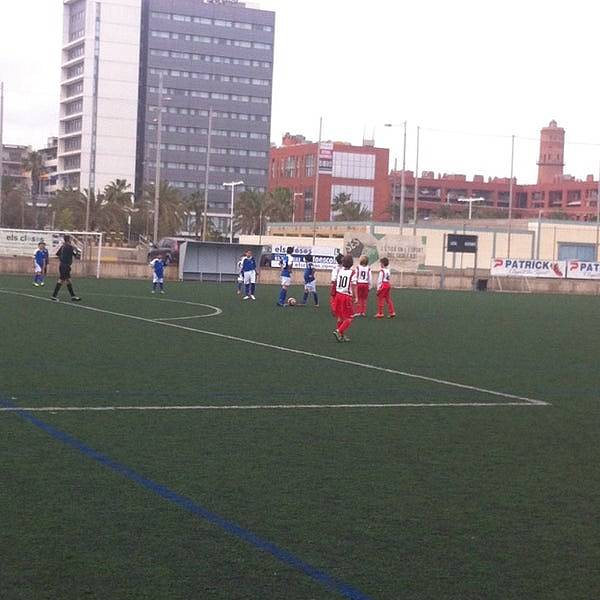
[{"left": 3, "top": 256, "right": 600, "bottom": 296}]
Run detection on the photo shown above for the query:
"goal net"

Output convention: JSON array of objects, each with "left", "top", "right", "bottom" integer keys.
[{"left": 0, "top": 228, "right": 104, "bottom": 278}]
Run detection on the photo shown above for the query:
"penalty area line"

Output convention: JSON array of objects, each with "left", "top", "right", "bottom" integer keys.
[
  {"left": 0, "top": 401, "right": 544, "bottom": 413},
  {"left": 0, "top": 289, "right": 550, "bottom": 407}
]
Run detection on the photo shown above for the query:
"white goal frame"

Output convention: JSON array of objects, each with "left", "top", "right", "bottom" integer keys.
[{"left": 0, "top": 227, "right": 104, "bottom": 279}]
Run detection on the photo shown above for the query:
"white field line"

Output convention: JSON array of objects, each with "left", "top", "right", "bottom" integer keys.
[
  {"left": 0, "top": 289, "right": 550, "bottom": 407},
  {"left": 0, "top": 402, "right": 542, "bottom": 412},
  {"left": 75, "top": 292, "right": 223, "bottom": 319},
  {"left": 154, "top": 314, "right": 219, "bottom": 322}
]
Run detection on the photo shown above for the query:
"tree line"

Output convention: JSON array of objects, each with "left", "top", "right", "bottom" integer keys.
[{"left": 0, "top": 150, "right": 376, "bottom": 239}]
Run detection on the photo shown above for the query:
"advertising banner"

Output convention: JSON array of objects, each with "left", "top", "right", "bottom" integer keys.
[
  {"left": 566, "top": 260, "right": 600, "bottom": 280},
  {"left": 318, "top": 142, "right": 333, "bottom": 174},
  {"left": 343, "top": 232, "right": 426, "bottom": 272},
  {"left": 0, "top": 229, "right": 65, "bottom": 258},
  {"left": 490, "top": 258, "right": 566, "bottom": 278},
  {"left": 271, "top": 244, "right": 342, "bottom": 270}
]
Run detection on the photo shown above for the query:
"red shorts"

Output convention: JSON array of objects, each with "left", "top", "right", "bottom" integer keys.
[
  {"left": 356, "top": 283, "right": 369, "bottom": 300},
  {"left": 376, "top": 284, "right": 391, "bottom": 297},
  {"left": 333, "top": 293, "right": 354, "bottom": 320}
]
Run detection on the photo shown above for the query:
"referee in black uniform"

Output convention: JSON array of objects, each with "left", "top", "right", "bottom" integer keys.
[{"left": 51, "top": 235, "right": 82, "bottom": 302}]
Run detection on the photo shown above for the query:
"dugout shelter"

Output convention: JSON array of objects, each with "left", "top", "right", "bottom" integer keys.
[{"left": 178, "top": 241, "right": 264, "bottom": 282}]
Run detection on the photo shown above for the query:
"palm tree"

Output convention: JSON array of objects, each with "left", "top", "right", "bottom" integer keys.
[
  {"left": 331, "top": 192, "right": 371, "bottom": 221},
  {"left": 234, "top": 190, "right": 267, "bottom": 235},
  {"left": 265, "top": 187, "right": 293, "bottom": 222},
  {"left": 22, "top": 150, "right": 46, "bottom": 228},
  {"left": 143, "top": 181, "right": 184, "bottom": 239},
  {"left": 103, "top": 179, "right": 135, "bottom": 233},
  {"left": 2, "top": 183, "right": 29, "bottom": 228}
]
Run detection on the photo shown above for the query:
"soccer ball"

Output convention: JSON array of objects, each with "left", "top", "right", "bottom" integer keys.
[{"left": 287, "top": 297, "right": 297, "bottom": 306}]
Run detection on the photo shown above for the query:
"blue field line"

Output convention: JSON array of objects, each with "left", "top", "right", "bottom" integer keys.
[{"left": 1, "top": 397, "right": 373, "bottom": 600}]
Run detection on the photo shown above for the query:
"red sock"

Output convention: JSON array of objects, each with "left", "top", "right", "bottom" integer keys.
[{"left": 338, "top": 318, "right": 352, "bottom": 334}]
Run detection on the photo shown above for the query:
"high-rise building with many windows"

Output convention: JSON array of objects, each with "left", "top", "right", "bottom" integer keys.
[
  {"left": 58, "top": 0, "right": 275, "bottom": 234},
  {"left": 58, "top": 0, "right": 142, "bottom": 191},
  {"left": 138, "top": 0, "right": 274, "bottom": 232}
]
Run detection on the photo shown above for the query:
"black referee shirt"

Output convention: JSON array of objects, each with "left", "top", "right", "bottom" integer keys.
[{"left": 56, "top": 244, "right": 79, "bottom": 266}]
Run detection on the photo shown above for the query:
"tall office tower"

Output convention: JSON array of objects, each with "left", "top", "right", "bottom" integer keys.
[
  {"left": 137, "top": 0, "right": 275, "bottom": 233},
  {"left": 58, "top": 0, "right": 142, "bottom": 192}
]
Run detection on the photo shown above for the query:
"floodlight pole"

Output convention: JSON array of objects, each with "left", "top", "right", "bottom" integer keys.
[
  {"left": 507, "top": 134, "right": 515, "bottom": 258},
  {"left": 384, "top": 121, "right": 407, "bottom": 235},
  {"left": 595, "top": 162, "right": 600, "bottom": 258},
  {"left": 201, "top": 107, "right": 213, "bottom": 242},
  {"left": 312, "top": 116, "right": 322, "bottom": 246},
  {"left": 153, "top": 73, "right": 164, "bottom": 244},
  {"left": 413, "top": 125, "right": 420, "bottom": 236}
]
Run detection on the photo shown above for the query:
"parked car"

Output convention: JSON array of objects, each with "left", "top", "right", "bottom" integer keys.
[{"left": 147, "top": 237, "right": 198, "bottom": 264}]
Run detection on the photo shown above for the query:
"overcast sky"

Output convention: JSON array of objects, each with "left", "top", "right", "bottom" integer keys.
[{"left": 1, "top": 0, "right": 598, "bottom": 184}]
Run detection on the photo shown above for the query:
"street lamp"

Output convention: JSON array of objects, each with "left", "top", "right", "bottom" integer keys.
[
  {"left": 457, "top": 196, "right": 485, "bottom": 220},
  {"left": 384, "top": 121, "right": 407, "bottom": 235},
  {"left": 151, "top": 72, "right": 171, "bottom": 244},
  {"left": 223, "top": 180, "right": 244, "bottom": 243}
]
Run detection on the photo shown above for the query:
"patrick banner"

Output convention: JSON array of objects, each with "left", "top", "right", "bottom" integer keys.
[
  {"left": 490, "top": 258, "right": 566, "bottom": 278},
  {"left": 343, "top": 232, "right": 426, "bottom": 272},
  {"left": 566, "top": 260, "right": 600, "bottom": 280}
]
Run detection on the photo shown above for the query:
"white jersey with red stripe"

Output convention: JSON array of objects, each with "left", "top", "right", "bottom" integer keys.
[
  {"left": 335, "top": 267, "right": 357, "bottom": 296},
  {"left": 377, "top": 267, "right": 392, "bottom": 289},
  {"left": 356, "top": 265, "right": 371, "bottom": 286},
  {"left": 330, "top": 264, "right": 341, "bottom": 283}
]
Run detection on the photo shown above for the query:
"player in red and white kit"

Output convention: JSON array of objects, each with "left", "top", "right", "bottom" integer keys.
[
  {"left": 332, "top": 254, "right": 357, "bottom": 342},
  {"left": 355, "top": 255, "right": 371, "bottom": 317},
  {"left": 375, "top": 257, "right": 395, "bottom": 319},
  {"left": 329, "top": 253, "right": 344, "bottom": 315}
]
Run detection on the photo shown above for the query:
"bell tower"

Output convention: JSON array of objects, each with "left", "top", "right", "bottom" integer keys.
[{"left": 537, "top": 120, "right": 565, "bottom": 184}]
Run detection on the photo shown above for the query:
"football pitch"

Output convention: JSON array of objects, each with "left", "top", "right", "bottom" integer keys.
[{"left": 1, "top": 274, "right": 599, "bottom": 600}]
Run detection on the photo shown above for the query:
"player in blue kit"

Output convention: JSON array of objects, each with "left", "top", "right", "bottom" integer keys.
[
  {"left": 277, "top": 246, "right": 294, "bottom": 306},
  {"left": 301, "top": 254, "right": 319, "bottom": 307},
  {"left": 150, "top": 256, "right": 166, "bottom": 294},
  {"left": 33, "top": 242, "right": 49, "bottom": 287},
  {"left": 241, "top": 249, "right": 257, "bottom": 300}
]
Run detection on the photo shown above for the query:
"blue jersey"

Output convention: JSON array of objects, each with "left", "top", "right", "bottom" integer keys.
[
  {"left": 280, "top": 253, "right": 294, "bottom": 277},
  {"left": 242, "top": 256, "right": 256, "bottom": 272},
  {"left": 303, "top": 262, "right": 315, "bottom": 284},
  {"left": 151, "top": 258, "right": 165, "bottom": 278},
  {"left": 35, "top": 249, "right": 48, "bottom": 267}
]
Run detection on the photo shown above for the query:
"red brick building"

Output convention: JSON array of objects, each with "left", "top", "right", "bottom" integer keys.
[
  {"left": 269, "top": 133, "right": 390, "bottom": 221},
  {"left": 270, "top": 122, "right": 599, "bottom": 224},
  {"left": 390, "top": 121, "right": 600, "bottom": 222}
]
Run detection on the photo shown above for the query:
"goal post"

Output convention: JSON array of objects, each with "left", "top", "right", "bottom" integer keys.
[{"left": 0, "top": 227, "right": 104, "bottom": 279}]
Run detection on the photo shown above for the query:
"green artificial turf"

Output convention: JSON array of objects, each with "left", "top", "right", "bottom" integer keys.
[{"left": 1, "top": 274, "right": 599, "bottom": 599}]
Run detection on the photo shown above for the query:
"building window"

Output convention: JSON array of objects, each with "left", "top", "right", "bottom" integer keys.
[
  {"left": 67, "top": 44, "right": 85, "bottom": 61},
  {"left": 332, "top": 152, "right": 375, "bottom": 180},
  {"left": 63, "top": 137, "right": 81, "bottom": 152},
  {"left": 65, "top": 63, "right": 84, "bottom": 80},
  {"left": 65, "top": 99, "right": 83, "bottom": 115},
  {"left": 331, "top": 185, "right": 374, "bottom": 212},
  {"left": 303, "top": 190, "right": 314, "bottom": 221},
  {"left": 558, "top": 243, "right": 596, "bottom": 261},
  {"left": 64, "top": 118, "right": 82, "bottom": 134},
  {"left": 63, "top": 155, "right": 81, "bottom": 170},
  {"left": 305, "top": 155, "right": 315, "bottom": 177},
  {"left": 65, "top": 81, "right": 83, "bottom": 98}
]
